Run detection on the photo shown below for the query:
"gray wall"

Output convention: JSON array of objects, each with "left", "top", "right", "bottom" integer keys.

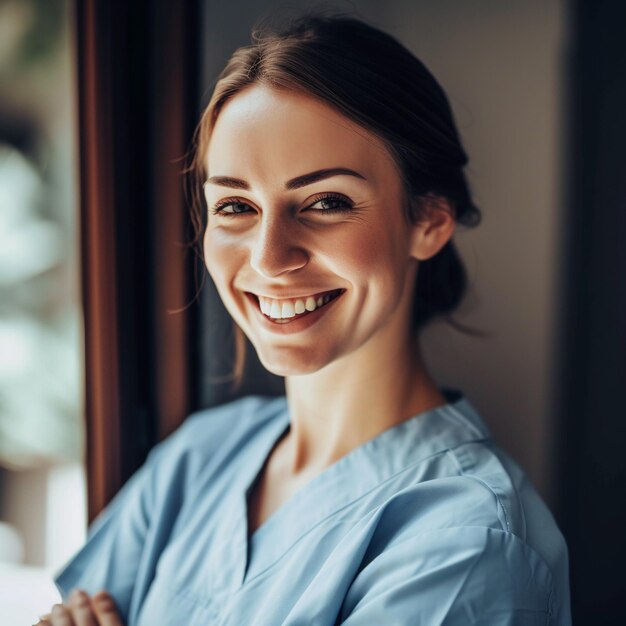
[
  {"left": 380, "top": 0, "right": 566, "bottom": 504},
  {"left": 201, "top": 0, "right": 566, "bottom": 504}
]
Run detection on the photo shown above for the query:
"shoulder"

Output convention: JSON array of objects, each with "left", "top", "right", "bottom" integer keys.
[
  {"left": 352, "top": 398, "right": 571, "bottom": 623},
  {"left": 445, "top": 435, "right": 570, "bottom": 596},
  {"left": 370, "top": 439, "right": 568, "bottom": 569},
  {"left": 451, "top": 431, "right": 570, "bottom": 608},
  {"left": 86, "top": 394, "right": 284, "bottom": 520},
  {"left": 179, "top": 393, "right": 285, "bottom": 435},
  {"left": 148, "top": 395, "right": 285, "bottom": 480},
  {"left": 375, "top": 399, "right": 568, "bottom": 556},
  {"left": 342, "top": 522, "right": 567, "bottom": 624},
  {"left": 156, "top": 394, "right": 286, "bottom": 462},
  {"left": 424, "top": 398, "right": 569, "bottom": 578},
  {"left": 345, "top": 451, "right": 572, "bottom": 623},
  {"left": 139, "top": 394, "right": 287, "bottom": 503},
  {"left": 53, "top": 394, "right": 288, "bottom": 619}
]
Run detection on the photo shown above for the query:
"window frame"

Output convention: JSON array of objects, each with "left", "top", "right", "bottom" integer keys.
[{"left": 74, "top": 0, "right": 200, "bottom": 522}]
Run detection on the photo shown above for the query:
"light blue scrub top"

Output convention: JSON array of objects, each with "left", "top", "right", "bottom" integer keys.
[{"left": 54, "top": 390, "right": 572, "bottom": 625}]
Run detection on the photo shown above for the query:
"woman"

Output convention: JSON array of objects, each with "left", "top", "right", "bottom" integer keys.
[{"left": 40, "top": 11, "right": 571, "bottom": 626}]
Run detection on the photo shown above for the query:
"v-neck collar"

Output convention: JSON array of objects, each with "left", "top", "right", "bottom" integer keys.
[{"left": 235, "top": 388, "right": 491, "bottom": 587}]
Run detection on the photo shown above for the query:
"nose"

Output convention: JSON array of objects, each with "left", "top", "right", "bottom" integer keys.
[{"left": 249, "top": 215, "right": 309, "bottom": 278}]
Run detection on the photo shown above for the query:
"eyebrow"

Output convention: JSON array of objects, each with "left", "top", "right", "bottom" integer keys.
[{"left": 205, "top": 167, "right": 367, "bottom": 191}]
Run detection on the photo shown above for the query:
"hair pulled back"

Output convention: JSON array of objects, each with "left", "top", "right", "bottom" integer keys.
[{"left": 186, "top": 9, "right": 483, "bottom": 388}]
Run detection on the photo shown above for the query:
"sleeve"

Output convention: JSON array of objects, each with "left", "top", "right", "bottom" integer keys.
[
  {"left": 338, "top": 526, "right": 560, "bottom": 626},
  {"left": 52, "top": 438, "right": 173, "bottom": 623}
]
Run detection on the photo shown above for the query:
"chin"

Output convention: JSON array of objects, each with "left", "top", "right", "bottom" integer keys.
[{"left": 256, "top": 348, "right": 330, "bottom": 378}]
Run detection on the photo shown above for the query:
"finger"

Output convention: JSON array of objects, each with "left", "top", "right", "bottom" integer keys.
[
  {"left": 91, "top": 590, "right": 124, "bottom": 626},
  {"left": 68, "top": 589, "right": 97, "bottom": 626},
  {"left": 49, "top": 603, "right": 74, "bottom": 626},
  {"left": 33, "top": 619, "right": 52, "bottom": 626}
]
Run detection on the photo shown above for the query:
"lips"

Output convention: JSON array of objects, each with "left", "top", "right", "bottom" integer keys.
[
  {"left": 248, "top": 288, "right": 343, "bottom": 302},
  {"left": 250, "top": 288, "right": 343, "bottom": 317},
  {"left": 243, "top": 288, "right": 345, "bottom": 334}
]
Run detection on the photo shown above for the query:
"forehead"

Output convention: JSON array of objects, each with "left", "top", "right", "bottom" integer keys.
[{"left": 206, "top": 85, "right": 399, "bottom": 189}]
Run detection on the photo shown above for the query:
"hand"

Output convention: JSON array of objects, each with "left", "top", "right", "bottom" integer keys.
[{"left": 35, "top": 588, "right": 124, "bottom": 626}]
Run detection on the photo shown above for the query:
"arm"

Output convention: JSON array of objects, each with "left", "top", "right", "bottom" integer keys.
[{"left": 51, "top": 439, "right": 171, "bottom": 625}]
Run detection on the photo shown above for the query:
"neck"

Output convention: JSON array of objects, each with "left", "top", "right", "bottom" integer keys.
[{"left": 281, "top": 328, "right": 447, "bottom": 477}]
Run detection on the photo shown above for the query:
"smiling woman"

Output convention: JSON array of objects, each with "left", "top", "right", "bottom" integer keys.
[
  {"left": 46, "top": 8, "right": 572, "bottom": 626},
  {"left": 200, "top": 82, "right": 456, "bottom": 381}
]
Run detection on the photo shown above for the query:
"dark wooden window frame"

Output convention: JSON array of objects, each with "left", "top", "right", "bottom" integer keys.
[{"left": 74, "top": 0, "right": 200, "bottom": 522}]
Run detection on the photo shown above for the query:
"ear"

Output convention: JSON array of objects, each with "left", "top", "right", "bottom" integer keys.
[{"left": 408, "top": 194, "right": 456, "bottom": 261}]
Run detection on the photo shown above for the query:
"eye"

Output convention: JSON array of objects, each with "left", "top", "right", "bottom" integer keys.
[
  {"left": 209, "top": 198, "right": 253, "bottom": 217},
  {"left": 208, "top": 192, "right": 354, "bottom": 218},
  {"left": 306, "top": 193, "right": 354, "bottom": 214}
]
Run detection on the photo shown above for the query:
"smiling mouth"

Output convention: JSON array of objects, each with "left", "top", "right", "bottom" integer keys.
[{"left": 245, "top": 288, "right": 345, "bottom": 323}]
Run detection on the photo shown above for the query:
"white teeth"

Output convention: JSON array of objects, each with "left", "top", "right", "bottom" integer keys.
[
  {"left": 256, "top": 290, "right": 341, "bottom": 319},
  {"left": 281, "top": 301, "right": 295, "bottom": 318}
]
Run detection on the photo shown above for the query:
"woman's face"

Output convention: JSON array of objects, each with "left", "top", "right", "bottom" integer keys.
[{"left": 203, "top": 85, "right": 422, "bottom": 376}]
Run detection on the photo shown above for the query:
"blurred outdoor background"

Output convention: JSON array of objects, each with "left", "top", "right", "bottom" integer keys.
[
  {"left": 0, "top": 0, "right": 624, "bottom": 624},
  {"left": 0, "top": 0, "right": 85, "bottom": 622}
]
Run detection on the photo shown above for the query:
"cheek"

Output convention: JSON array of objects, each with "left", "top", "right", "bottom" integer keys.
[
  {"left": 330, "top": 222, "right": 406, "bottom": 293},
  {"left": 203, "top": 227, "right": 244, "bottom": 285}
]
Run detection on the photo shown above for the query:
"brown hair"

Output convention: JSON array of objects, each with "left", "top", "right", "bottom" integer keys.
[{"left": 185, "top": 9, "right": 485, "bottom": 391}]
